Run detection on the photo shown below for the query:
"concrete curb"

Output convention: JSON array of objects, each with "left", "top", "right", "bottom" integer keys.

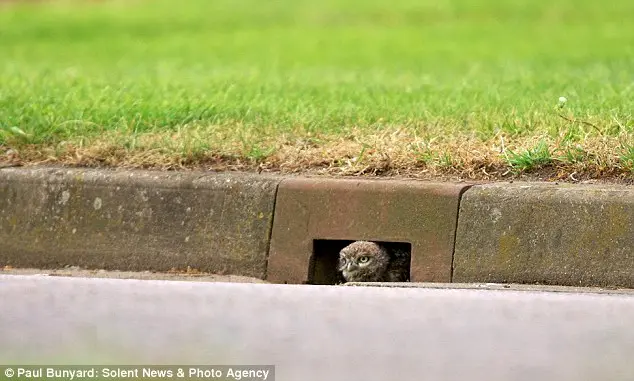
[
  {"left": 1, "top": 167, "right": 633, "bottom": 288},
  {"left": 454, "top": 182, "right": 634, "bottom": 288},
  {"left": 0, "top": 167, "right": 280, "bottom": 278}
]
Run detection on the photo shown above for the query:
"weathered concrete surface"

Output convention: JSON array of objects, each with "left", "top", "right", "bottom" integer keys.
[
  {"left": 0, "top": 266, "right": 269, "bottom": 283},
  {"left": 0, "top": 167, "right": 279, "bottom": 278},
  {"left": 267, "top": 178, "right": 470, "bottom": 284},
  {"left": 3, "top": 275, "right": 634, "bottom": 381},
  {"left": 454, "top": 182, "right": 634, "bottom": 288},
  {"left": 345, "top": 281, "right": 634, "bottom": 295}
]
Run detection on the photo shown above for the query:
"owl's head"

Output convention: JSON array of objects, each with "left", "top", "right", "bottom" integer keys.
[{"left": 338, "top": 241, "right": 390, "bottom": 282}]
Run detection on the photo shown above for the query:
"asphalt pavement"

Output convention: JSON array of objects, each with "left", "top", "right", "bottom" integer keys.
[{"left": 1, "top": 274, "right": 634, "bottom": 381}]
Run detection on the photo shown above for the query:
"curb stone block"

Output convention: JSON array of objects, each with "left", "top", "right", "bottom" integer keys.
[
  {"left": 453, "top": 183, "right": 634, "bottom": 288},
  {"left": 267, "top": 177, "right": 469, "bottom": 284},
  {"left": 0, "top": 168, "right": 280, "bottom": 278}
]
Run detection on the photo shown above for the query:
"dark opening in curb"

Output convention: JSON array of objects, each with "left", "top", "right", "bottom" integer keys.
[{"left": 309, "top": 240, "right": 412, "bottom": 285}]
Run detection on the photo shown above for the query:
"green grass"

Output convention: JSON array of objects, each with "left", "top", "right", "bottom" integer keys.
[{"left": 1, "top": 0, "right": 633, "bottom": 178}]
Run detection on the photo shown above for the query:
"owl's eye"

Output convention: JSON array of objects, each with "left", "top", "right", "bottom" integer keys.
[{"left": 358, "top": 256, "right": 370, "bottom": 264}]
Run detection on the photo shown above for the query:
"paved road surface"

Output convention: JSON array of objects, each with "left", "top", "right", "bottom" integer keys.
[{"left": 2, "top": 275, "right": 634, "bottom": 381}]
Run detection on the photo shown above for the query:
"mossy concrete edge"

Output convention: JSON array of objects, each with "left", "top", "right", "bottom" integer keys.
[
  {"left": 454, "top": 182, "right": 634, "bottom": 288},
  {"left": 0, "top": 167, "right": 281, "bottom": 278},
  {"left": 3, "top": 167, "right": 633, "bottom": 288}
]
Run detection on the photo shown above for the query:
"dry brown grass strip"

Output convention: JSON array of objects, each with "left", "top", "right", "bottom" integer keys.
[{"left": 2, "top": 127, "right": 634, "bottom": 184}]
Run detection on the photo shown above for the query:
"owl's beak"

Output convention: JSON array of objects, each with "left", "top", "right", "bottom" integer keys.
[{"left": 346, "top": 262, "right": 357, "bottom": 271}]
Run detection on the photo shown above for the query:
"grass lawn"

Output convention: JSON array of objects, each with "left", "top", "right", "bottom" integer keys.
[{"left": 1, "top": 0, "right": 633, "bottom": 180}]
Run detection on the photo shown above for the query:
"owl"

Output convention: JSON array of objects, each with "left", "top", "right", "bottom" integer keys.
[{"left": 338, "top": 241, "right": 410, "bottom": 283}]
